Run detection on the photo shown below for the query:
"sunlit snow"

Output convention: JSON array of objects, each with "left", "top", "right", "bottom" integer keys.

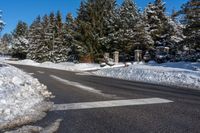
[{"left": 0, "top": 64, "right": 53, "bottom": 130}]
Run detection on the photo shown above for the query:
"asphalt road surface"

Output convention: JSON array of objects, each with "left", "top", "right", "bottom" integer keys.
[{"left": 13, "top": 64, "right": 200, "bottom": 133}]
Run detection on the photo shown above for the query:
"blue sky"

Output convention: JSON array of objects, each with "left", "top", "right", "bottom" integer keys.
[{"left": 1, "top": 0, "right": 188, "bottom": 34}]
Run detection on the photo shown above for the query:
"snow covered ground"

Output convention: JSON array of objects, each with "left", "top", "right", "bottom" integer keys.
[
  {"left": 3, "top": 58, "right": 200, "bottom": 90},
  {"left": 0, "top": 56, "right": 11, "bottom": 62},
  {"left": 94, "top": 62, "right": 200, "bottom": 90},
  {"left": 149, "top": 61, "right": 200, "bottom": 71},
  {"left": 0, "top": 64, "right": 53, "bottom": 130},
  {"left": 4, "top": 59, "right": 124, "bottom": 72}
]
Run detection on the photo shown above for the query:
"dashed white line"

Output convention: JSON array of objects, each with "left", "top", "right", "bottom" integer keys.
[{"left": 51, "top": 98, "right": 173, "bottom": 111}]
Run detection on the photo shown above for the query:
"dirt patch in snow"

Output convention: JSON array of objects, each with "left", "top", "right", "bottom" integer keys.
[{"left": 5, "top": 119, "right": 62, "bottom": 133}]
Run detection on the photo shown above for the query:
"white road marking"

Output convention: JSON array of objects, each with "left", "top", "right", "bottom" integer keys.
[
  {"left": 75, "top": 72, "right": 92, "bottom": 76},
  {"left": 28, "top": 73, "right": 34, "bottom": 75},
  {"left": 50, "top": 75, "right": 118, "bottom": 98},
  {"left": 51, "top": 98, "right": 173, "bottom": 111},
  {"left": 50, "top": 75, "right": 102, "bottom": 94},
  {"left": 37, "top": 71, "right": 44, "bottom": 74}
]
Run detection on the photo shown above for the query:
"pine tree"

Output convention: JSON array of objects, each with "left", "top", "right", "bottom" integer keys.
[
  {"left": 77, "top": 1, "right": 89, "bottom": 22},
  {"left": 181, "top": 0, "right": 200, "bottom": 51},
  {"left": 11, "top": 21, "right": 29, "bottom": 59},
  {"left": 56, "top": 11, "right": 63, "bottom": 33},
  {"left": 27, "top": 16, "right": 44, "bottom": 61},
  {"left": 101, "top": 0, "right": 153, "bottom": 54},
  {"left": 0, "top": 10, "right": 5, "bottom": 33},
  {"left": 0, "top": 33, "right": 12, "bottom": 54},
  {"left": 166, "top": 17, "right": 185, "bottom": 54},
  {"left": 144, "top": 0, "right": 170, "bottom": 47},
  {"left": 133, "top": 16, "right": 154, "bottom": 50},
  {"left": 76, "top": 0, "right": 99, "bottom": 59},
  {"left": 28, "top": 12, "right": 71, "bottom": 63},
  {"left": 53, "top": 11, "right": 69, "bottom": 62},
  {"left": 99, "top": 4, "right": 119, "bottom": 53},
  {"left": 38, "top": 12, "right": 60, "bottom": 63},
  {"left": 76, "top": 0, "right": 117, "bottom": 61},
  {"left": 0, "top": 10, "right": 6, "bottom": 55},
  {"left": 63, "top": 13, "right": 79, "bottom": 61},
  {"left": 117, "top": 0, "right": 141, "bottom": 53},
  {"left": 42, "top": 14, "right": 49, "bottom": 29},
  {"left": 94, "top": 0, "right": 117, "bottom": 57},
  {"left": 41, "top": 11, "right": 68, "bottom": 63}
]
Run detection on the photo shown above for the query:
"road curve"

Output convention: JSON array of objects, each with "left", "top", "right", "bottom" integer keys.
[{"left": 12, "top": 64, "right": 200, "bottom": 133}]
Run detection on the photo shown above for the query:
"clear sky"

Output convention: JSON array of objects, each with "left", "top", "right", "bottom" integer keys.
[{"left": 1, "top": 0, "right": 188, "bottom": 34}]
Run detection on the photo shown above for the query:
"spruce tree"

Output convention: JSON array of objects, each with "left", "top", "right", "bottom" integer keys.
[
  {"left": 0, "top": 33, "right": 12, "bottom": 54},
  {"left": 56, "top": 11, "right": 63, "bottom": 33},
  {"left": 144, "top": 0, "right": 170, "bottom": 47},
  {"left": 38, "top": 14, "right": 53, "bottom": 62},
  {"left": 181, "top": 0, "right": 200, "bottom": 51},
  {"left": 11, "top": 21, "right": 29, "bottom": 59},
  {"left": 99, "top": 4, "right": 119, "bottom": 53},
  {"left": 117, "top": 0, "right": 141, "bottom": 53},
  {"left": 27, "top": 16, "right": 44, "bottom": 61},
  {"left": 63, "top": 13, "right": 79, "bottom": 61},
  {"left": 76, "top": 0, "right": 117, "bottom": 61},
  {"left": 54, "top": 11, "right": 69, "bottom": 62},
  {"left": 0, "top": 10, "right": 5, "bottom": 33},
  {"left": 77, "top": 1, "right": 89, "bottom": 22},
  {"left": 166, "top": 17, "right": 185, "bottom": 54},
  {"left": 133, "top": 16, "right": 154, "bottom": 51},
  {"left": 28, "top": 12, "right": 71, "bottom": 63},
  {"left": 0, "top": 10, "right": 6, "bottom": 55},
  {"left": 76, "top": 0, "right": 98, "bottom": 59},
  {"left": 40, "top": 12, "right": 62, "bottom": 62}
]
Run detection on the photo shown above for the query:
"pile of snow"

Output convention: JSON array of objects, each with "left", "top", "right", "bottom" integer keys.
[
  {"left": 149, "top": 61, "right": 200, "bottom": 71},
  {"left": 94, "top": 63, "right": 200, "bottom": 90},
  {"left": 41, "top": 62, "right": 101, "bottom": 71},
  {"left": 0, "top": 56, "right": 10, "bottom": 62},
  {"left": 0, "top": 64, "right": 53, "bottom": 130},
  {"left": 18, "top": 59, "right": 40, "bottom": 66},
  {"left": 4, "top": 59, "right": 125, "bottom": 72},
  {"left": 133, "top": 61, "right": 146, "bottom": 65}
]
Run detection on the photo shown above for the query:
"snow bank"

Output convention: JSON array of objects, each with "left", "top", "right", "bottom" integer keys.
[
  {"left": 0, "top": 56, "right": 10, "bottom": 62},
  {"left": 149, "top": 61, "right": 200, "bottom": 71},
  {"left": 0, "top": 64, "right": 53, "bottom": 130},
  {"left": 94, "top": 63, "right": 200, "bottom": 90},
  {"left": 4, "top": 59, "right": 124, "bottom": 72},
  {"left": 42, "top": 62, "right": 101, "bottom": 71},
  {"left": 18, "top": 59, "right": 40, "bottom": 66}
]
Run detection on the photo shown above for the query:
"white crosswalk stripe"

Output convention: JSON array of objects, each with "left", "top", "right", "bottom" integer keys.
[{"left": 51, "top": 98, "right": 173, "bottom": 111}]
